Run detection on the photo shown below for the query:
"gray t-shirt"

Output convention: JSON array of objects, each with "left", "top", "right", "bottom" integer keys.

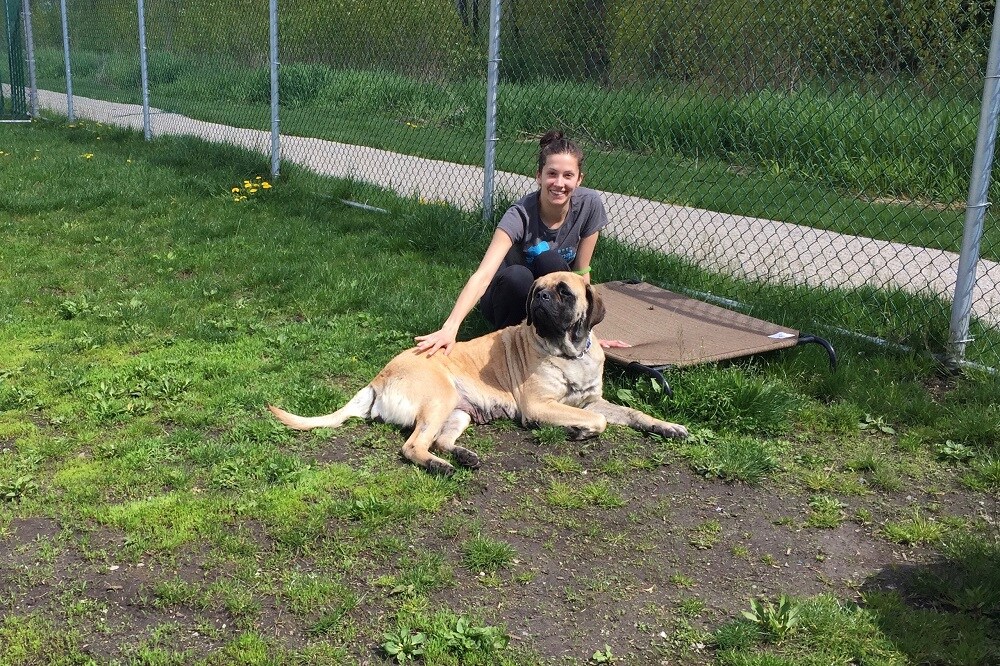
[{"left": 496, "top": 187, "right": 609, "bottom": 268}]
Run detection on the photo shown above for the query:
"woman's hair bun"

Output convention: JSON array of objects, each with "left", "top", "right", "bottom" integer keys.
[
  {"left": 536, "top": 129, "right": 584, "bottom": 173},
  {"left": 539, "top": 129, "right": 564, "bottom": 148}
]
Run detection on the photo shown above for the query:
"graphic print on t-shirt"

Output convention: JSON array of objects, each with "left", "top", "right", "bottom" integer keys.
[
  {"left": 525, "top": 240, "right": 551, "bottom": 264},
  {"left": 524, "top": 240, "right": 577, "bottom": 266}
]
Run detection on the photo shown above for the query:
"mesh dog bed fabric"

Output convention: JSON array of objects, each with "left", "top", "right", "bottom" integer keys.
[{"left": 593, "top": 281, "right": 806, "bottom": 368}]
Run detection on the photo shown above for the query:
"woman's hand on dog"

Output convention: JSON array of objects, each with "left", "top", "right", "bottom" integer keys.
[{"left": 414, "top": 327, "right": 457, "bottom": 357}]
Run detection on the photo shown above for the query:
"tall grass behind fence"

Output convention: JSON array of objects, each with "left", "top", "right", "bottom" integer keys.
[
  {"left": 29, "top": 0, "right": 273, "bottom": 142},
  {"left": 29, "top": 0, "right": 140, "bottom": 106},
  {"left": 21, "top": 0, "right": 1000, "bottom": 365}
]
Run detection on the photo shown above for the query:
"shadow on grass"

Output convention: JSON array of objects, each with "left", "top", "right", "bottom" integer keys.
[{"left": 861, "top": 530, "right": 1000, "bottom": 665}]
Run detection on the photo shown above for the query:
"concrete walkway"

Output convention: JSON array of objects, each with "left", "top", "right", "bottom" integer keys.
[{"left": 28, "top": 89, "right": 1000, "bottom": 327}]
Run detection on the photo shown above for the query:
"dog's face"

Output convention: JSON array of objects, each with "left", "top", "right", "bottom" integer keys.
[{"left": 526, "top": 271, "right": 605, "bottom": 347}]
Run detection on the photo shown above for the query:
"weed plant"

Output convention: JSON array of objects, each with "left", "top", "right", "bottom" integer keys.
[
  {"left": 386, "top": 607, "right": 513, "bottom": 665},
  {"left": 740, "top": 594, "right": 802, "bottom": 642},
  {"left": 806, "top": 495, "right": 848, "bottom": 529}
]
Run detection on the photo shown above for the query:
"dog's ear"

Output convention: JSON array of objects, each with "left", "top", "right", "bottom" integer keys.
[
  {"left": 525, "top": 282, "right": 538, "bottom": 326},
  {"left": 585, "top": 283, "right": 606, "bottom": 329}
]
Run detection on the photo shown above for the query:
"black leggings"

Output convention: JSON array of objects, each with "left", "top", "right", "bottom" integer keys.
[{"left": 479, "top": 250, "right": 570, "bottom": 329}]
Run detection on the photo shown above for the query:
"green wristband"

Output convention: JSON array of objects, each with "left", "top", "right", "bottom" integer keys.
[{"left": 574, "top": 266, "right": 592, "bottom": 276}]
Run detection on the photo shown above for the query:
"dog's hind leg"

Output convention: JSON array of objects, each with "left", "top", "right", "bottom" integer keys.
[
  {"left": 268, "top": 386, "right": 376, "bottom": 431},
  {"left": 400, "top": 401, "right": 460, "bottom": 476},
  {"left": 431, "top": 410, "right": 480, "bottom": 469}
]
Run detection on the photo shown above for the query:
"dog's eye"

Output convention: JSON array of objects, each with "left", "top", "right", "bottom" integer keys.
[{"left": 557, "top": 283, "right": 572, "bottom": 299}]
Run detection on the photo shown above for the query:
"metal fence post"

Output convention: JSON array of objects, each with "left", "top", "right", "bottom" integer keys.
[
  {"left": 136, "top": 0, "right": 152, "bottom": 140},
  {"left": 58, "top": 0, "right": 72, "bottom": 121},
  {"left": 481, "top": 0, "right": 501, "bottom": 223},
  {"left": 269, "top": 0, "right": 280, "bottom": 179},
  {"left": 947, "top": 1, "right": 1000, "bottom": 366},
  {"left": 21, "top": 0, "right": 38, "bottom": 118}
]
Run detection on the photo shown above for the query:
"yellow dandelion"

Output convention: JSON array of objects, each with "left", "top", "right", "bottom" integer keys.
[
  {"left": 255, "top": 176, "right": 262, "bottom": 180},
  {"left": 248, "top": 187, "right": 258, "bottom": 193},
  {"left": 243, "top": 180, "right": 252, "bottom": 188},
  {"left": 81, "top": 153, "right": 94, "bottom": 159},
  {"left": 231, "top": 187, "right": 240, "bottom": 193},
  {"left": 261, "top": 182, "right": 271, "bottom": 189}
]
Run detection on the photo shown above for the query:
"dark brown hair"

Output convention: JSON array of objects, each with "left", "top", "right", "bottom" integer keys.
[{"left": 537, "top": 130, "right": 585, "bottom": 174}]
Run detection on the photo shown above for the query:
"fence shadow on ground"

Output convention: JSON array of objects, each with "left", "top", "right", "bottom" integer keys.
[{"left": 860, "top": 530, "right": 1000, "bottom": 664}]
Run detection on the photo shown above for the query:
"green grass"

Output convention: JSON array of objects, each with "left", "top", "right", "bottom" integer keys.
[
  {"left": 544, "top": 479, "right": 626, "bottom": 509},
  {"left": 674, "top": 430, "right": 782, "bottom": 484},
  {"left": 542, "top": 454, "right": 584, "bottom": 474},
  {"left": 721, "top": 582, "right": 1000, "bottom": 664},
  {"left": 715, "top": 593, "right": 931, "bottom": 665},
  {"left": 2, "top": 120, "right": 999, "bottom": 664},
  {"left": 883, "top": 510, "right": 948, "bottom": 546},
  {"left": 864, "top": 588, "right": 998, "bottom": 666},
  {"left": 689, "top": 519, "right": 723, "bottom": 550},
  {"left": 460, "top": 535, "right": 518, "bottom": 573},
  {"left": 911, "top": 531, "right": 1000, "bottom": 617}
]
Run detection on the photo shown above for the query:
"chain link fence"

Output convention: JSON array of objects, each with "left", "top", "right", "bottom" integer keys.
[
  {"left": 20, "top": 0, "right": 1000, "bottom": 368},
  {"left": 1, "top": 0, "right": 29, "bottom": 119}
]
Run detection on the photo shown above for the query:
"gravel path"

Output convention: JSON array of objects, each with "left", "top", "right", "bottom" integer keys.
[{"left": 31, "top": 89, "right": 1000, "bottom": 327}]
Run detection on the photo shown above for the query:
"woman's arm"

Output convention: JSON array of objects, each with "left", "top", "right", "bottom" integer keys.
[
  {"left": 574, "top": 231, "right": 599, "bottom": 285},
  {"left": 414, "top": 229, "right": 513, "bottom": 356}
]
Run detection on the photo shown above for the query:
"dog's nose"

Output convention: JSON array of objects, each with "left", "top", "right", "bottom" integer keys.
[{"left": 536, "top": 290, "right": 551, "bottom": 301}]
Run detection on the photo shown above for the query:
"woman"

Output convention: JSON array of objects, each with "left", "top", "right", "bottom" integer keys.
[{"left": 416, "top": 130, "right": 625, "bottom": 356}]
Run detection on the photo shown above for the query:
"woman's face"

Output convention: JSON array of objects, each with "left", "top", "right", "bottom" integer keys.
[{"left": 537, "top": 152, "right": 583, "bottom": 209}]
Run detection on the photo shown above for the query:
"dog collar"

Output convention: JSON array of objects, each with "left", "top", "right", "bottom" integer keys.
[{"left": 572, "top": 336, "right": 592, "bottom": 359}]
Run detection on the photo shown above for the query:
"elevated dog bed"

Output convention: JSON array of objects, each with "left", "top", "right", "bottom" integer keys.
[{"left": 593, "top": 281, "right": 836, "bottom": 393}]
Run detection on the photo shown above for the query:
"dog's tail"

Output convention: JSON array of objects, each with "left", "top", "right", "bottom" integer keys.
[{"left": 268, "top": 386, "right": 376, "bottom": 431}]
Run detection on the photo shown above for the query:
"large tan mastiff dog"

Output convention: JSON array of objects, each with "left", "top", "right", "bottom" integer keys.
[{"left": 269, "top": 271, "right": 688, "bottom": 475}]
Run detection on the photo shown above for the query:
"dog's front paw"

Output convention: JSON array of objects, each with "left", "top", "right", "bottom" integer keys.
[
  {"left": 452, "top": 446, "right": 481, "bottom": 469},
  {"left": 565, "top": 425, "right": 602, "bottom": 441},
  {"left": 652, "top": 422, "right": 688, "bottom": 439},
  {"left": 426, "top": 459, "right": 457, "bottom": 477}
]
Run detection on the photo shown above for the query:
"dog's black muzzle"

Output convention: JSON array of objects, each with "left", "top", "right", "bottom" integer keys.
[{"left": 530, "top": 287, "right": 575, "bottom": 341}]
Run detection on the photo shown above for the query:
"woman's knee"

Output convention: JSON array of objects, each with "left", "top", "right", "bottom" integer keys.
[
  {"left": 480, "top": 265, "right": 534, "bottom": 329},
  {"left": 531, "top": 249, "right": 571, "bottom": 278},
  {"left": 497, "top": 264, "right": 534, "bottom": 293}
]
